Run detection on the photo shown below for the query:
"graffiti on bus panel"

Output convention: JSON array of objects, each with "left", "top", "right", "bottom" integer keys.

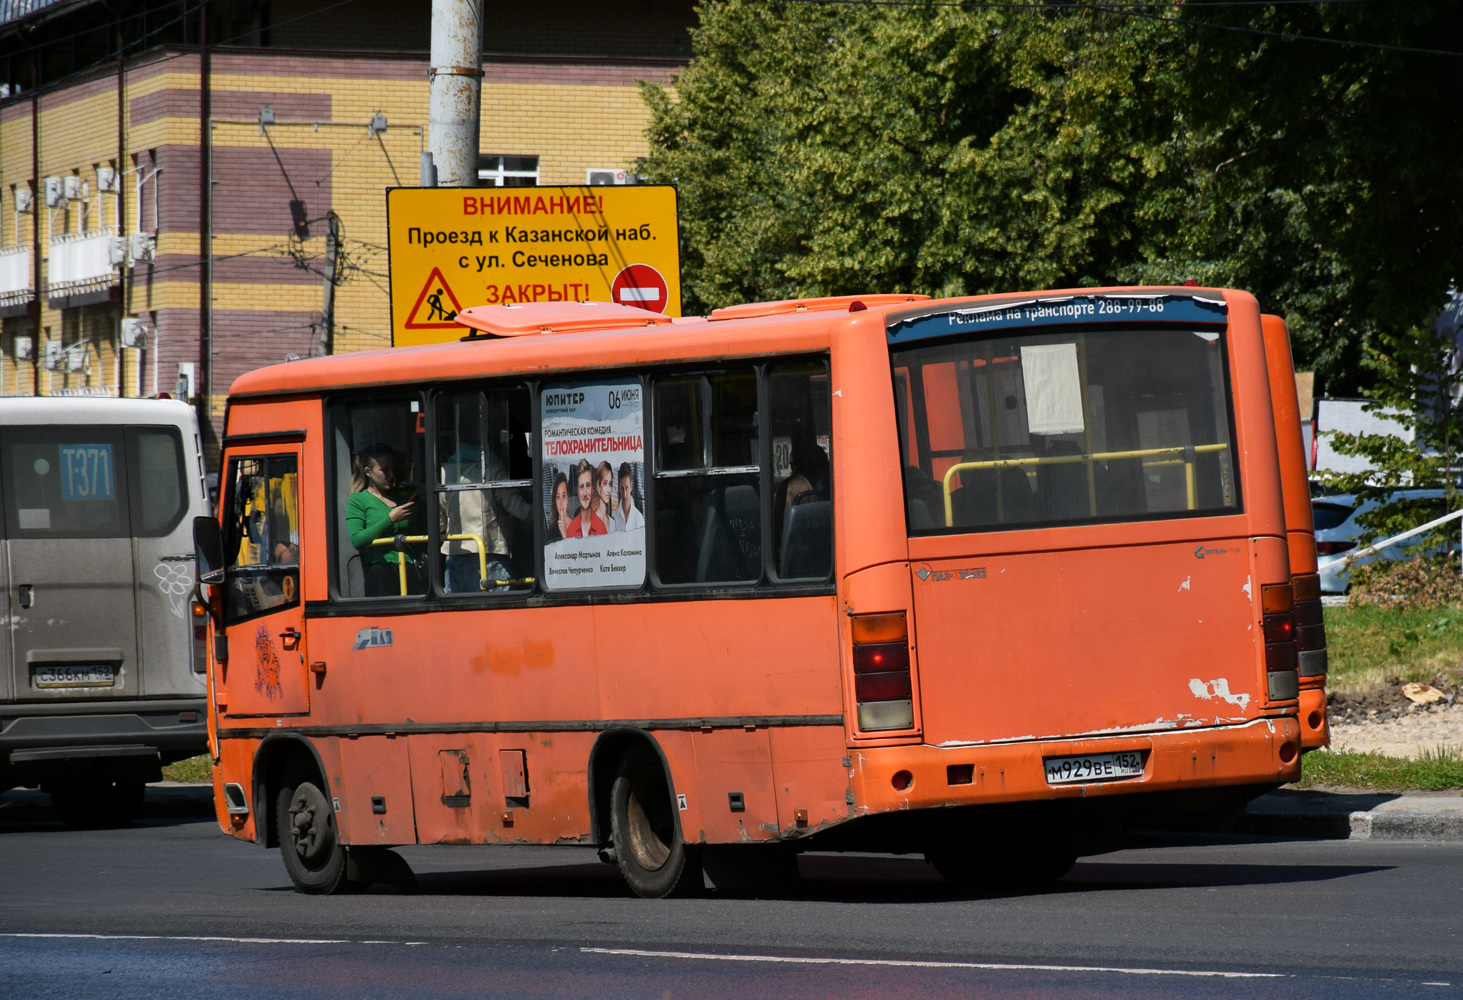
[{"left": 541, "top": 381, "right": 646, "bottom": 591}]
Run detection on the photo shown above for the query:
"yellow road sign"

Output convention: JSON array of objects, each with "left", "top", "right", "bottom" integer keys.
[{"left": 387, "top": 185, "right": 681, "bottom": 346}]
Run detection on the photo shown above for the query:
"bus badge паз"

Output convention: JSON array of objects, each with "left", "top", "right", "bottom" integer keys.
[{"left": 199, "top": 287, "right": 1307, "bottom": 897}]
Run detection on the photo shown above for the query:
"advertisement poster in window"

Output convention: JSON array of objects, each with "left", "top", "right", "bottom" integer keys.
[{"left": 541, "top": 381, "right": 646, "bottom": 590}]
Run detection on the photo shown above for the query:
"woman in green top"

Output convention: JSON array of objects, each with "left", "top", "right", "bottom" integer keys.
[{"left": 347, "top": 443, "right": 425, "bottom": 597}]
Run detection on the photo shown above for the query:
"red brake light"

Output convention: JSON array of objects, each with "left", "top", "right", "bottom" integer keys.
[
  {"left": 853, "top": 641, "right": 910, "bottom": 674},
  {"left": 1262, "top": 613, "right": 1295, "bottom": 644}
]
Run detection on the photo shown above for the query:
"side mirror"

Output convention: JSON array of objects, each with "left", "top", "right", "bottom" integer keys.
[{"left": 193, "top": 515, "right": 226, "bottom": 585}]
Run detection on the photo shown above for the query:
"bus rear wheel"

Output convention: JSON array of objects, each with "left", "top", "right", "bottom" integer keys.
[
  {"left": 276, "top": 763, "right": 360, "bottom": 895},
  {"left": 610, "top": 751, "right": 699, "bottom": 898}
]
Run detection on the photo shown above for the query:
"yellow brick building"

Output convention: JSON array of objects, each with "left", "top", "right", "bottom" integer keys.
[{"left": 0, "top": 0, "right": 691, "bottom": 452}]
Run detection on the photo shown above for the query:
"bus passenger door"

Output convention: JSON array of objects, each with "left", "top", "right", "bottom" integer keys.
[{"left": 218, "top": 450, "right": 310, "bottom": 717}]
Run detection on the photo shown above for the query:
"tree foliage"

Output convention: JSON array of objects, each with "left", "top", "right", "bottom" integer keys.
[{"left": 640, "top": 1, "right": 1463, "bottom": 396}]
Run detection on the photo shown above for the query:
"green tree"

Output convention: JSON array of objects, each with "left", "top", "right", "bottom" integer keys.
[{"left": 641, "top": 1, "right": 1463, "bottom": 397}]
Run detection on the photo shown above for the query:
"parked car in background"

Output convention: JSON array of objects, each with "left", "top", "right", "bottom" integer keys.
[{"left": 1313, "top": 489, "right": 1461, "bottom": 593}]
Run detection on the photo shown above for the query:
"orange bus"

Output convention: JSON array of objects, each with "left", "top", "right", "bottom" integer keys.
[
  {"left": 1260, "top": 314, "right": 1330, "bottom": 750},
  {"left": 194, "top": 286, "right": 1304, "bottom": 897}
]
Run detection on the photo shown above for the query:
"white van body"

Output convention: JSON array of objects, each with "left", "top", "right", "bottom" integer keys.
[{"left": 0, "top": 398, "right": 210, "bottom": 824}]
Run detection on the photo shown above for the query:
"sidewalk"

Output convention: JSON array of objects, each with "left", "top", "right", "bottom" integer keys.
[{"left": 1243, "top": 787, "right": 1463, "bottom": 841}]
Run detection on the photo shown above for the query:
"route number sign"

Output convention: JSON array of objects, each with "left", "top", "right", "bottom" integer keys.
[{"left": 387, "top": 185, "right": 682, "bottom": 347}]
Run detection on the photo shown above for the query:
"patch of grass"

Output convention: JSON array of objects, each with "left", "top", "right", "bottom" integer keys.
[
  {"left": 1296, "top": 746, "right": 1463, "bottom": 791},
  {"left": 161, "top": 754, "right": 212, "bottom": 783},
  {"left": 1323, "top": 605, "right": 1463, "bottom": 695}
]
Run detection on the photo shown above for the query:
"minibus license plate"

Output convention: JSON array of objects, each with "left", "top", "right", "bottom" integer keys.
[
  {"left": 32, "top": 665, "right": 115, "bottom": 689},
  {"left": 1043, "top": 751, "right": 1144, "bottom": 785}
]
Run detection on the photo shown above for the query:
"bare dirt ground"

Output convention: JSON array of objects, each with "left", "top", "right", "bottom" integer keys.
[{"left": 1328, "top": 697, "right": 1463, "bottom": 758}]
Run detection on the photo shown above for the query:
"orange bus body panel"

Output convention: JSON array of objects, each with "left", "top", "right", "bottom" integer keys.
[{"left": 207, "top": 286, "right": 1303, "bottom": 861}]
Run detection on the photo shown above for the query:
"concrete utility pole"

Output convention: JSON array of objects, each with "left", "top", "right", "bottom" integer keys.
[{"left": 426, "top": 0, "right": 482, "bottom": 188}]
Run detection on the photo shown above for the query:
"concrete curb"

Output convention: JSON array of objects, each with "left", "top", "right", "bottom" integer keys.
[{"left": 1243, "top": 788, "right": 1463, "bottom": 841}]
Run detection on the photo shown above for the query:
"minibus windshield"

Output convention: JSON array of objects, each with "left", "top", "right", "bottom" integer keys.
[{"left": 893, "top": 326, "right": 1239, "bottom": 534}]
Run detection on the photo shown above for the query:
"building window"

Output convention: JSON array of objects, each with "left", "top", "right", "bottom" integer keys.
[{"left": 478, "top": 155, "right": 538, "bottom": 187}]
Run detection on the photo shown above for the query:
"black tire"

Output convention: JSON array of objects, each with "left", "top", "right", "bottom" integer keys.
[
  {"left": 609, "top": 750, "right": 700, "bottom": 898},
  {"left": 49, "top": 776, "right": 145, "bottom": 828},
  {"left": 926, "top": 843, "right": 1075, "bottom": 891},
  {"left": 275, "top": 763, "right": 360, "bottom": 894}
]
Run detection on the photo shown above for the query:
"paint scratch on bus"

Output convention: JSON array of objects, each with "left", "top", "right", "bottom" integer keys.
[
  {"left": 1242, "top": 575, "right": 1253, "bottom": 598},
  {"left": 1178, "top": 576, "right": 1191, "bottom": 592},
  {"left": 1188, "top": 677, "right": 1250, "bottom": 710}
]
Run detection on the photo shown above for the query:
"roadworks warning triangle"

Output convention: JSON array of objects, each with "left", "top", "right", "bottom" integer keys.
[{"left": 405, "top": 267, "right": 467, "bottom": 329}]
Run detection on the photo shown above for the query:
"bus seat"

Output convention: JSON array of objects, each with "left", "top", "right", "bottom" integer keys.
[
  {"left": 722, "top": 484, "right": 761, "bottom": 565},
  {"left": 779, "top": 500, "right": 832, "bottom": 579},
  {"left": 346, "top": 553, "right": 364, "bottom": 597},
  {"left": 908, "top": 498, "right": 933, "bottom": 530},
  {"left": 998, "top": 467, "right": 1036, "bottom": 524},
  {"left": 951, "top": 469, "right": 998, "bottom": 526},
  {"left": 694, "top": 506, "right": 743, "bottom": 583},
  {"left": 1039, "top": 439, "right": 1088, "bottom": 521}
]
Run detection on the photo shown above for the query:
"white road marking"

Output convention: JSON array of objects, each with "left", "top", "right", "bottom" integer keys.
[
  {"left": 580, "top": 947, "right": 1285, "bottom": 978},
  {"left": 0, "top": 933, "right": 425, "bottom": 947}
]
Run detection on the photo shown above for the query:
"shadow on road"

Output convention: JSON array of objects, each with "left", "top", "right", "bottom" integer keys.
[
  {"left": 318, "top": 851, "right": 1392, "bottom": 903},
  {"left": 0, "top": 785, "right": 215, "bottom": 834}
]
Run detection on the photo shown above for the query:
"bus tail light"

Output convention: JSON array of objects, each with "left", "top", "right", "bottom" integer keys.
[
  {"left": 1260, "top": 584, "right": 1298, "bottom": 699},
  {"left": 1292, "top": 573, "right": 1328, "bottom": 676},
  {"left": 191, "top": 600, "right": 209, "bottom": 674},
  {"left": 1315, "top": 540, "right": 1355, "bottom": 555},
  {"left": 851, "top": 613, "right": 914, "bottom": 732}
]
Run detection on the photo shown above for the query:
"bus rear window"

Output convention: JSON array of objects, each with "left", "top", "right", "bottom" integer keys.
[{"left": 893, "top": 327, "right": 1239, "bottom": 534}]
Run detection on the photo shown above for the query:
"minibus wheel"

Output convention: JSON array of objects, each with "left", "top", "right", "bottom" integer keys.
[
  {"left": 276, "top": 763, "right": 361, "bottom": 895},
  {"left": 610, "top": 750, "right": 700, "bottom": 898}
]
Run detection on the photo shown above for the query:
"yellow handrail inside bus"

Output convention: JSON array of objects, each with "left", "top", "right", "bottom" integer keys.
[
  {"left": 370, "top": 532, "right": 521, "bottom": 596},
  {"left": 939, "top": 443, "right": 1230, "bottom": 527}
]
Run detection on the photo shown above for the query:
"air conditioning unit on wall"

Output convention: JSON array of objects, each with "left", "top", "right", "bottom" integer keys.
[
  {"left": 128, "top": 232, "right": 155, "bottom": 263},
  {"left": 41, "top": 340, "right": 62, "bottom": 370},
  {"left": 120, "top": 317, "right": 146, "bottom": 348},
  {"left": 12, "top": 335, "right": 32, "bottom": 360},
  {"left": 14, "top": 189, "right": 33, "bottom": 213},
  {"left": 43, "top": 177, "right": 63, "bottom": 208},
  {"left": 585, "top": 169, "right": 642, "bottom": 186}
]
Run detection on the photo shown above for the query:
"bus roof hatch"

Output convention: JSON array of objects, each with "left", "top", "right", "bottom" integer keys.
[{"left": 455, "top": 302, "right": 675, "bottom": 339}]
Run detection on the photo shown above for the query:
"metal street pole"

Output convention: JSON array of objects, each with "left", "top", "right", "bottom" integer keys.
[{"left": 427, "top": 0, "right": 482, "bottom": 188}]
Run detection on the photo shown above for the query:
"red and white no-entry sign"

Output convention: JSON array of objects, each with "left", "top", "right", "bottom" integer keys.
[{"left": 611, "top": 264, "right": 670, "bottom": 313}]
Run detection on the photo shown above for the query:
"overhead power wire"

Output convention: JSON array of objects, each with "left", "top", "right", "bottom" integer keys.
[{"left": 751, "top": 0, "right": 1463, "bottom": 58}]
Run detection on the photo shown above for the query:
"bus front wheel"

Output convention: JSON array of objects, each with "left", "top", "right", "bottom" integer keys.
[
  {"left": 276, "top": 763, "right": 361, "bottom": 895},
  {"left": 609, "top": 751, "right": 700, "bottom": 898}
]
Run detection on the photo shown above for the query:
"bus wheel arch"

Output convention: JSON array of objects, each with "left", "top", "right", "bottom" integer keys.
[
  {"left": 251, "top": 735, "right": 329, "bottom": 850},
  {"left": 589, "top": 728, "right": 700, "bottom": 898}
]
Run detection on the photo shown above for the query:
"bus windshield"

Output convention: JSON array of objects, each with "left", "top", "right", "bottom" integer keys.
[{"left": 894, "top": 326, "right": 1239, "bottom": 533}]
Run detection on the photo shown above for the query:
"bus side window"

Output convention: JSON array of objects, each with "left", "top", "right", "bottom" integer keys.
[
  {"left": 129, "top": 427, "right": 188, "bottom": 536},
  {"left": 328, "top": 395, "right": 429, "bottom": 599},
  {"left": 434, "top": 387, "right": 533, "bottom": 596},
  {"left": 768, "top": 361, "right": 833, "bottom": 581},
  {"left": 652, "top": 369, "right": 760, "bottom": 586}
]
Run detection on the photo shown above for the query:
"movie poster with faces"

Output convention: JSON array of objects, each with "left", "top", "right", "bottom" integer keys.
[{"left": 540, "top": 380, "right": 646, "bottom": 591}]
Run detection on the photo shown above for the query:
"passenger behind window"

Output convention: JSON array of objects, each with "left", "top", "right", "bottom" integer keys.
[
  {"left": 439, "top": 443, "right": 532, "bottom": 593},
  {"left": 347, "top": 443, "right": 425, "bottom": 597},
  {"left": 772, "top": 437, "right": 829, "bottom": 546}
]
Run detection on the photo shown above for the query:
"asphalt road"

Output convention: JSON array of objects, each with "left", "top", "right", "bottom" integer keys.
[{"left": 2, "top": 788, "right": 1460, "bottom": 999}]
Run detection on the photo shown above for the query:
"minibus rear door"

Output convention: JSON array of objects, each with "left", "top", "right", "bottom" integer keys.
[{"left": 2, "top": 425, "right": 140, "bottom": 702}]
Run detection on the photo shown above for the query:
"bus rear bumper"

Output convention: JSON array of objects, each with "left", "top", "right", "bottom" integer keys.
[
  {"left": 0, "top": 699, "right": 208, "bottom": 786},
  {"left": 850, "top": 715, "right": 1301, "bottom": 815}
]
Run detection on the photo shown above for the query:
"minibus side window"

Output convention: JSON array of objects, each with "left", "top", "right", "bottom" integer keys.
[
  {"left": 222, "top": 455, "right": 299, "bottom": 625},
  {"left": 768, "top": 361, "right": 834, "bottom": 581},
  {"left": 128, "top": 427, "right": 188, "bottom": 537},
  {"left": 328, "top": 395, "right": 429, "bottom": 599},
  {"left": 652, "top": 368, "right": 760, "bottom": 585},
  {"left": 0, "top": 426, "right": 129, "bottom": 538},
  {"left": 434, "top": 387, "right": 533, "bottom": 596}
]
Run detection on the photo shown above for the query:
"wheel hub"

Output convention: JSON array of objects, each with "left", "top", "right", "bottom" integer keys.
[{"left": 288, "top": 784, "right": 334, "bottom": 865}]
